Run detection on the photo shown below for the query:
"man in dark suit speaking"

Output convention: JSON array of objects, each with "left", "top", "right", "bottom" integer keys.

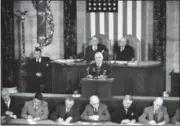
[
  {"left": 84, "top": 36, "right": 108, "bottom": 62},
  {"left": 114, "top": 37, "right": 135, "bottom": 61},
  {"left": 26, "top": 47, "right": 51, "bottom": 93},
  {"left": 86, "top": 52, "right": 111, "bottom": 79}
]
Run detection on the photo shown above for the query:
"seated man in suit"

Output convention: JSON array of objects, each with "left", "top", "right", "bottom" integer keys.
[
  {"left": 50, "top": 96, "right": 80, "bottom": 123},
  {"left": 26, "top": 47, "right": 51, "bottom": 93},
  {"left": 86, "top": 52, "right": 111, "bottom": 79},
  {"left": 171, "top": 109, "right": 180, "bottom": 125},
  {"left": 81, "top": 95, "right": 110, "bottom": 122},
  {"left": 1, "top": 89, "right": 17, "bottom": 121},
  {"left": 138, "top": 97, "right": 170, "bottom": 125},
  {"left": 84, "top": 36, "right": 108, "bottom": 62},
  {"left": 114, "top": 37, "right": 135, "bottom": 61},
  {"left": 21, "top": 92, "right": 49, "bottom": 121},
  {"left": 112, "top": 95, "right": 137, "bottom": 124}
]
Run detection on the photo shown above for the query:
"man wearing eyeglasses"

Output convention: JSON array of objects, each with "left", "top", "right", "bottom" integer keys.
[{"left": 81, "top": 95, "right": 110, "bottom": 122}]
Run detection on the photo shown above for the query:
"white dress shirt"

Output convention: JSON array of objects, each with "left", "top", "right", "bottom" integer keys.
[
  {"left": 36, "top": 58, "right": 42, "bottom": 63},
  {"left": 92, "top": 46, "right": 97, "bottom": 51}
]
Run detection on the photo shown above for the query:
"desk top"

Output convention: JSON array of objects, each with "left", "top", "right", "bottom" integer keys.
[
  {"left": 10, "top": 93, "right": 180, "bottom": 101},
  {"left": 51, "top": 60, "right": 161, "bottom": 68},
  {"left": 81, "top": 78, "right": 114, "bottom": 82},
  {"left": 6, "top": 119, "right": 174, "bottom": 125}
]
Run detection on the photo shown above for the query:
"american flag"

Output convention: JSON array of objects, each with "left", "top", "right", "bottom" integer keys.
[
  {"left": 77, "top": 0, "right": 149, "bottom": 60},
  {"left": 86, "top": 0, "right": 142, "bottom": 43}
]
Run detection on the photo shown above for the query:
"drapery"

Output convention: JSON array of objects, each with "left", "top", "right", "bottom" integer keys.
[{"left": 1, "top": 0, "right": 16, "bottom": 87}]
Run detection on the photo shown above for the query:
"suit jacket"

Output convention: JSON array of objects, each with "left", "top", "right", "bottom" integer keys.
[
  {"left": 138, "top": 106, "right": 170, "bottom": 124},
  {"left": 88, "top": 62, "right": 112, "bottom": 77},
  {"left": 171, "top": 109, "right": 180, "bottom": 124},
  {"left": 50, "top": 104, "right": 80, "bottom": 122},
  {"left": 81, "top": 103, "right": 111, "bottom": 121},
  {"left": 84, "top": 43, "right": 108, "bottom": 62},
  {"left": 114, "top": 45, "right": 134, "bottom": 61},
  {"left": 112, "top": 103, "right": 137, "bottom": 123},
  {"left": 1, "top": 98, "right": 17, "bottom": 116},
  {"left": 26, "top": 57, "right": 51, "bottom": 92},
  {"left": 21, "top": 100, "right": 49, "bottom": 120}
]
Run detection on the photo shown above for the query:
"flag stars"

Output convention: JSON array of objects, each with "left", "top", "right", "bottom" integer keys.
[{"left": 87, "top": 0, "right": 118, "bottom": 12}]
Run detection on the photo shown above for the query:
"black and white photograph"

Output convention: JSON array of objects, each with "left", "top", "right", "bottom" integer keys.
[{"left": 1, "top": 0, "right": 180, "bottom": 125}]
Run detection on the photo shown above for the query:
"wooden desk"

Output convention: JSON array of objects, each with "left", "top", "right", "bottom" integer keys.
[
  {"left": 80, "top": 78, "right": 114, "bottom": 98},
  {"left": 51, "top": 60, "right": 164, "bottom": 96},
  {"left": 6, "top": 119, "right": 174, "bottom": 125},
  {"left": 7, "top": 119, "right": 118, "bottom": 125}
]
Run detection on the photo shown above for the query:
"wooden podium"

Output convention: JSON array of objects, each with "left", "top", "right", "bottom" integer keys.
[{"left": 80, "top": 78, "right": 114, "bottom": 98}]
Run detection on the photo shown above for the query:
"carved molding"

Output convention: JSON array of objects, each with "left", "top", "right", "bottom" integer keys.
[{"left": 32, "top": 0, "right": 54, "bottom": 48}]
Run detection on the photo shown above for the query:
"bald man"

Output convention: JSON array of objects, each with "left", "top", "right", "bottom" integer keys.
[
  {"left": 1, "top": 89, "right": 17, "bottom": 119},
  {"left": 112, "top": 95, "right": 137, "bottom": 124},
  {"left": 138, "top": 97, "right": 170, "bottom": 125},
  {"left": 86, "top": 52, "right": 111, "bottom": 79},
  {"left": 84, "top": 36, "right": 108, "bottom": 62},
  {"left": 114, "top": 37, "right": 134, "bottom": 61},
  {"left": 81, "top": 95, "right": 110, "bottom": 122}
]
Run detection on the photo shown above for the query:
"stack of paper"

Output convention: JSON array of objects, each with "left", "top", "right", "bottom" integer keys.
[
  {"left": 27, "top": 119, "right": 37, "bottom": 124},
  {"left": 59, "top": 121, "right": 73, "bottom": 125}
]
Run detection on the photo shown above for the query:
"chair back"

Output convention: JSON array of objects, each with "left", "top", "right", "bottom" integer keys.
[{"left": 123, "top": 34, "right": 141, "bottom": 61}]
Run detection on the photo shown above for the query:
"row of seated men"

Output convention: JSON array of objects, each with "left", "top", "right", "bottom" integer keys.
[{"left": 1, "top": 90, "right": 180, "bottom": 125}]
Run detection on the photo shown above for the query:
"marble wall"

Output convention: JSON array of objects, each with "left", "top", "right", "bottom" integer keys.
[
  {"left": 166, "top": 1, "right": 179, "bottom": 92},
  {"left": 14, "top": 1, "right": 64, "bottom": 60}
]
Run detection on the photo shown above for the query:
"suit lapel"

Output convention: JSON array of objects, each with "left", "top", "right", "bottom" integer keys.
[
  {"left": 9, "top": 99, "right": 13, "bottom": 110},
  {"left": 149, "top": 106, "right": 154, "bottom": 120},
  {"left": 157, "top": 108, "right": 163, "bottom": 122},
  {"left": 30, "top": 101, "right": 36, "bottom": 113},
  {"left": 61, "top": 105, "right": 66, "bottom": 117}
]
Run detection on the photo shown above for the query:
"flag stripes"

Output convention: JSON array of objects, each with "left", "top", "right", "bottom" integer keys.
[{"left": 87, "top": 0, "right": 143, "bottom": 49}]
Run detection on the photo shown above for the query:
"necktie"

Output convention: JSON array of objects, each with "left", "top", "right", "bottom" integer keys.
[
  {"left": 153, "top": 110, "right": 158, "bottom": 122},
  {"left": 94, "top": 108, "right": 98, "bottom": 115},
  {"left": 120, "top": 47, "right": 124, "bottom": 52},
  {"left": 34, "top": 105, "right": 38, "bottom": 111},
  {"left": 93, "top": 46, "right": 97, "bottom": 51},
  {"left": 66, "top": 108, "right": 70, "bottom": 113}
]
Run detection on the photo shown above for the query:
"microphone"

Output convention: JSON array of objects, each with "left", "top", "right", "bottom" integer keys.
[
  {"left": 103, "top": 70, "right": 107, "bottom": 76},
  {"left": 86, "top": 67, "right": 89, "bottom": 76},
  {"left": 114, "top": 54, "right": 117, "bottom": 64}
]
